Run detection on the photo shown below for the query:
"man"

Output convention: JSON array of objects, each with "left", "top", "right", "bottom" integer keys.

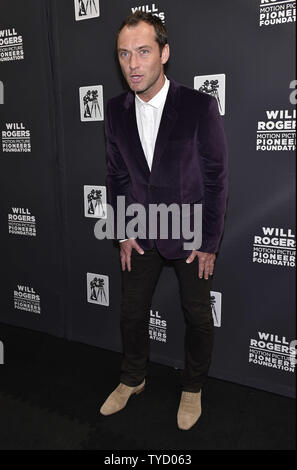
[{"left": 99, "top": 11, "right": 228, "bottom": 431}]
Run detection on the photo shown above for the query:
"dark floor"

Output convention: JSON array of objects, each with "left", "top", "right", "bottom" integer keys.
[{"left": 0, "top": 322, "right": 295, "bottom": 451}]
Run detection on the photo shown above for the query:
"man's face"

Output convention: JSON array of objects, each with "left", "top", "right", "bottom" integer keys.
[{"left": 117, "top": 21, "right": 169, "bottom": 98}]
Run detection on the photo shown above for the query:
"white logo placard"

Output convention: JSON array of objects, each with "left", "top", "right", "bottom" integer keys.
[
  {"left": 194, "top": 74, "right": 226, "bottom": 115},
  {"left": 79, "top": 85, "right": 104, "bottom": 121},
  {"left": 87, "top": 272, "right": 109, "bottom": 306},
  {"left": 84, "top": 185, "right": 107, "bottom": 218},
  {"left": 210, "top": 291, "right": 222, "bottom": 327},
  {"left": 74, "top": 0, "right": 100, "bottom": 21}
]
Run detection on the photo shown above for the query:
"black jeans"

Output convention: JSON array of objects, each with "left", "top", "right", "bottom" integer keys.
[{"left": 120, "top": 243, "right": 214, "bottom": 393}]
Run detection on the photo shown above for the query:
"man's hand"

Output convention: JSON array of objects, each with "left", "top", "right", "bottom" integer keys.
[
  {"left": 120, "top": 239, "right": 144, "bottom": 272},
  {"left": 186, "top": 250, "right": 216, "bottom": 279}
]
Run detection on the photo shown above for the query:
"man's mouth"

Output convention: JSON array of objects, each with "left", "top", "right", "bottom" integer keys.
[{"left": 130, "top": 75, "right": 143, "bottom": 83}]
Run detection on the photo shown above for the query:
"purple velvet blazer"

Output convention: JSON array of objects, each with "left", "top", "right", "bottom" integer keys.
[{"left": 105, "top": 77, "right": 228, "bottom": 259}]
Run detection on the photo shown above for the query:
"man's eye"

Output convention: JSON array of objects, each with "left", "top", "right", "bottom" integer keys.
[
  {"left": 120, "top": 51, "right": 128, "bottom": 57},
  {"left": 140, "top": 49, "right": 149, "bottom": 54}
]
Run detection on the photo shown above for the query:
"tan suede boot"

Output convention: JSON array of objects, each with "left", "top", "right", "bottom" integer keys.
[
  {"left": 177, "top": 390, "right": 202, "bottom": 430},
  {"left": 99, "top": 379, "right": 145, "bottom": 416}
]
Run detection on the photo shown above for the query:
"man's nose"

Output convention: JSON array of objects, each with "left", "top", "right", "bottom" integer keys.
[{"left": 129, "top": 53, "right": 139, "bottom": 70}]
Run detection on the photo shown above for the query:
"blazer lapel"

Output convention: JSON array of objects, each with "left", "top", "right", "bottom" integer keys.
[{"left": 149, "top": 91, "right": 178, "bottom": 179}]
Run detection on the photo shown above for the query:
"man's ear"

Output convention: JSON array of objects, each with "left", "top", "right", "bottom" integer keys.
[{"left": 161, "top": 44, "right": 170, "bottom": 65}]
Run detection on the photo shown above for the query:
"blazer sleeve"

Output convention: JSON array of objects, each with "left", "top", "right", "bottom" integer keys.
[
  {"left": 198, "top": 95, "right": 228, "bottom": 253},
  {"left": 105, "top": 100, "right": 134, "bottom": 241}
]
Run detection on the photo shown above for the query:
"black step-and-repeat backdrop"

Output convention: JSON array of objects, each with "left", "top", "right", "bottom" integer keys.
[{"left": 0, "top": 0, "right": 296, "bottom": 397}]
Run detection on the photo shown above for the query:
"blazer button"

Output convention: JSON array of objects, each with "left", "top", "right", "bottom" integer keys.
[{"left": 149, "top": 185, "right": 157, "bottom": 190}]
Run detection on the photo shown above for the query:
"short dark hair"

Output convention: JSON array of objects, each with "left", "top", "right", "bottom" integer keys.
[{"left": 117, "top": 11, "right": 168, "bottom": 55}]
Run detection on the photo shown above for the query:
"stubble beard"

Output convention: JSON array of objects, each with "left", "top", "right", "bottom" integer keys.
[{"left": 136, "top": 71, "right": 161, "bottom": 95}]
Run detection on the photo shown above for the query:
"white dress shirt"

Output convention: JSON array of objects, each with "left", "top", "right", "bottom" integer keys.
[
  {"left": 135, "top": 74, "right": 170, "bottom": 171},
  {"left": 120, "top": 75, "right": 170, "bottom": 242}
]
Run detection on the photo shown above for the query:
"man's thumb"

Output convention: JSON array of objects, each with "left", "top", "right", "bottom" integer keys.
[
  {"left": 134, "top": 243, "right": 144, "bottom": 255},
  {"left": 186, "top": 253, "right": 195, "bottom": 263}
]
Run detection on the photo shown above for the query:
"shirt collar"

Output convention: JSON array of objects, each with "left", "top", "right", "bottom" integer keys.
[{"left": 135, "top": 75, "right": 169, "bottom": 109}]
